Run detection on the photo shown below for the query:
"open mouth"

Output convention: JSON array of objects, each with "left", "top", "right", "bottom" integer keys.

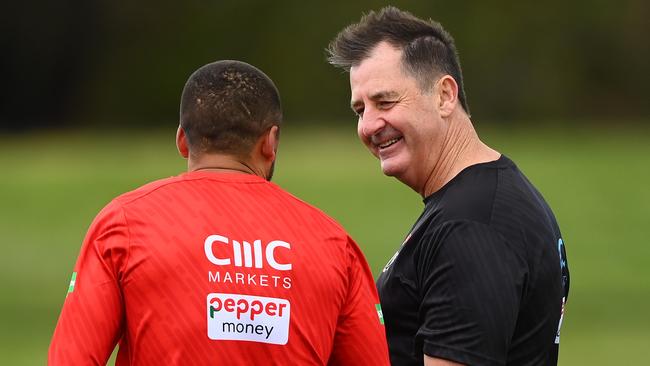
[{"left": 378, "top": 137, "right": 403, "bottom": 149}]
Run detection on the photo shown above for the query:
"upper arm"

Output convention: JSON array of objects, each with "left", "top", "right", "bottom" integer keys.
[
  {"left": 327, "top": 236, "right": 390, "bottom": 366},
  {"left": 416, "top": 221, "right": 526, "bottom": 366},
  {"left": 49, "top": 201, "right": 129, "bottom": 365}
]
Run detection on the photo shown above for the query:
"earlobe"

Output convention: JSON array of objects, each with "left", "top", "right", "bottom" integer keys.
[{"left": 176, "top": 125, "right": 189, "bottom": 158}]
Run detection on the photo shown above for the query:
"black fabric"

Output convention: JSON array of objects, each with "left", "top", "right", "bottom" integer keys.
[{"left": 377, "top": 155, "right": 570, "bottom": 366}]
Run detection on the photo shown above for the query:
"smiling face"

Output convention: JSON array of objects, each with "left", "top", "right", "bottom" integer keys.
[{"left": 350, "top": 41, "right": 447, "bottom": 193}]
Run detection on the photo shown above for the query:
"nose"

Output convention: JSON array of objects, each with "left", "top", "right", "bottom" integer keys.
[{"left": 358, "top": 107, "right": 385, "bottom": 139}]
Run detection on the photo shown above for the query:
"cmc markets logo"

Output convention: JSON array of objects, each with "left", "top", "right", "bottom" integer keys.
[
  {"left": 207, "top": 293, "right": 290, "bottom": 345},
  {"left": 204, "top": 234, "right": 291, "bottom": 271}
]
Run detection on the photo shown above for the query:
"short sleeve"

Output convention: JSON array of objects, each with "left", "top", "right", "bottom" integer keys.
[
  {"left": 328, "top": 236, "right": 390, "bottom": 366},
  {"left": 415, "top": 221, "right": 527, "bottom": 366},
  {"left": 48, "top": 200, "right": 129, "bottom": 365}
]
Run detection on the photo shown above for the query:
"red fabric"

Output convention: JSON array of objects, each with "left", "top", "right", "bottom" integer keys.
[{"left": 49, "top": 171, "right": 389, "bottom": 365}]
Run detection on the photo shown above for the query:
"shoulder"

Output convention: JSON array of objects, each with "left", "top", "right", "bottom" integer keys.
[
  {"left": 265, "top": 181, "right": 350, "bottom": 236},
  {"left": 430, "top": 155, "right": 538, "bottom": 226},
  {"left": 432, "top": 162, "right": 502, "bottom": 225},
  {"left": 83, "top": 178, "right": 173, "bottom": 237},
  {"left": 112, "top": 175, "right": 186, "bottom": 206},
  {"left": 419, "top": 219, "right": 506, "bottom": 250}
]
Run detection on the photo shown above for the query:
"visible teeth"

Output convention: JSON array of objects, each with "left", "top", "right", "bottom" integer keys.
[{"left": 379, "top": 137, "right": 401, "bottom": 148}]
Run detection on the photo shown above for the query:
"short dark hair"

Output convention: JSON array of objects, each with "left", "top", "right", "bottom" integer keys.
[
  {"left": 327, "top": 6, "right": 470, "bottom": 114},
  {"left": 180, "top": 60, "right": 282, "bottom": 157}
]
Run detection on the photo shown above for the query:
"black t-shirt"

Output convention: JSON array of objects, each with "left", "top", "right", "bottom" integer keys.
[{"left": 377, "top": 155, "right": 570, "bottom": 366}]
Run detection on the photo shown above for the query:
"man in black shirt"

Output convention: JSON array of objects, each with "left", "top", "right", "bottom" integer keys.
[{"left": 327, "top": 6, "right": 569, "bottom": 366}]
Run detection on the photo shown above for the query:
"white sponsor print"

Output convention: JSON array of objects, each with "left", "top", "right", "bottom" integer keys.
[
  {"left": 555, "top": 296, "right": 566, "bottom": 344},
  {"left": 383, "top": 233, "right": 412, "bottom": 273},
  {"left": 208, "top": 270, "right": 292, "bottom": 289},
  {"left": 207, "top": 293, "right": 290, "bottom": 345},
  {"left": 204, "top": 235, "right": 292, "bottom": 271},
  {"left": 382, "top": 250, "right": 400, "bottom": 273}
]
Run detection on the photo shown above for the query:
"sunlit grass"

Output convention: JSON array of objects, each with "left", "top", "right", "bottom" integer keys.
[{"left": 1, "top": 124, "right": 648, "bottom": 365}]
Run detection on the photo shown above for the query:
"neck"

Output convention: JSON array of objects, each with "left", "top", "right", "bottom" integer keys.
[
  {"left": 188, "top": 154, "right": 266, "bottom": 178},
  {"left": 421, "top": 115, "right": 500, "bottom": 197}
]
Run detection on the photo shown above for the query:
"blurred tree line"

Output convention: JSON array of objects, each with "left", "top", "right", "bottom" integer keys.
[{"left": 2, "top": 0, "right": 649, "bottom": 131}]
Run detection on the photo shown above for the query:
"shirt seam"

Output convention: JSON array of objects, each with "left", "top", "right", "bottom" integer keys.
[
  {"left": 115, "top": 200, "right": 132, "bottom": 284},
  {"left": 117, "top": 175, "right": 266, "bottom": 206}
]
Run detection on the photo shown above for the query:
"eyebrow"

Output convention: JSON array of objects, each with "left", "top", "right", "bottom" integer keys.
[
  {"left": 350, "top": 90, "right": 400, "bottom": 110},
  {"left": 370, "top": 90, "right": 400, "bottom": 100}
]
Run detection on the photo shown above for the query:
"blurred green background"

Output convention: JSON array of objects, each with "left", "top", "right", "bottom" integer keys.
[
  {"left": 2, "top": 126, "right": 649, "bottom": 364},
  {"left": 2, "top": 0, "right": 649, "bottom": 365}
]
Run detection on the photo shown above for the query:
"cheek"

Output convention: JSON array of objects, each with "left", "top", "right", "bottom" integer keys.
[{"left": 357, "top": 121, "right": 369, "bottom": 145}]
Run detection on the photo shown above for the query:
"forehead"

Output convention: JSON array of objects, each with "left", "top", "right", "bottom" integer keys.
[{"left": 350, "top": 42, "right": 417, "bottom": 100}]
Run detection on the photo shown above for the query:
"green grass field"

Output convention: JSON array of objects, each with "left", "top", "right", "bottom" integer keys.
[{"left": 1, "top": 125, "right": 648, "bottom": 364}]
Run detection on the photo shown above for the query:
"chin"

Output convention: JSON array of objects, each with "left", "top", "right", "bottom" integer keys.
[{"left": 380, "top": 161, "right": 405, "bottom": 178}]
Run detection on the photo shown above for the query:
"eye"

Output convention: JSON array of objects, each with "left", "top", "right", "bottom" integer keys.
[
  {"left": 353, "top": 107, "right": 364, "bottom": 118},
  {"left": 378, "top": 101, "right": 396, "bottom": 109}
]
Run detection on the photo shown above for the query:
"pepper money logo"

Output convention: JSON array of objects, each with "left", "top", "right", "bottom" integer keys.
[{"left": 207, "top": 293, "right": 290, "bottom": 345}]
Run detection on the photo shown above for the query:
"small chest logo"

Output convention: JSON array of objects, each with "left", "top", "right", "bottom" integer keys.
[
  {"left": 207, "top": 293, "right": 290, "bottom": 345},
  {"left": 382, "top": 233, "right": 411, "bottom": 272},
  {"left": 382, "top": 250, "right": 400, "bottom": 273}
]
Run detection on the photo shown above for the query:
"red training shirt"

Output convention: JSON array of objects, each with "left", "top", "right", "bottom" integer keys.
[{"left": 49, "top": 171, "right": 389, "bottom": 365}]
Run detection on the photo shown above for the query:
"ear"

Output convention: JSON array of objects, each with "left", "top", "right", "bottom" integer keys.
[
  {"left": 261, "top": 125, "right": 280, "bottom": 162},
  {"left": 436, "top": 75, "right": 459, "bottom": 118},
  {"left": 176, "top": 125, "right": 189, "bottom": 158}
]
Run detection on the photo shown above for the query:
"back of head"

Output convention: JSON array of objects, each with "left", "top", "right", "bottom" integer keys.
[
  {"left": 327, "top": 6, "right": 470, "bottom": 115},
  {"left": 180, "top": 60, "right": 282, "bottom": 158}
]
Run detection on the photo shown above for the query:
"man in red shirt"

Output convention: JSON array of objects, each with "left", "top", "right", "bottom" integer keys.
[{"left": 49, "top": 60, "right": 389, "bottom": 365}]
